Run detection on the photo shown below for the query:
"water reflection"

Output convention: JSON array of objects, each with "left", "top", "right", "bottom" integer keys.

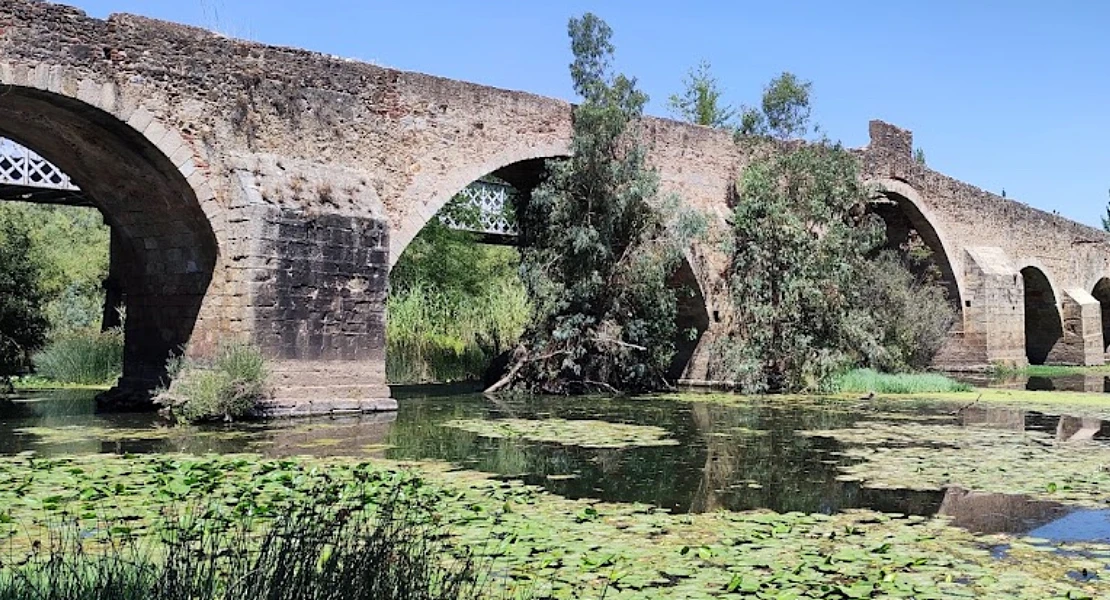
[
  {"left": 963, "top": 371, "right": 1110, "bottom": 393},
  {"left": 958, "top": 406, "right": 1110, "bottom": 441},
  {"left": 938, "top": 487, "right": 1070, "bottom": 534},
  {"left": 4, "top": 386, "right": 1110, "bottom": 542}
]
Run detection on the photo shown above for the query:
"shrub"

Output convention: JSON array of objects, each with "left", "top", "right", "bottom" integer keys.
[
  {"left": 32, "top": 327, "right": 124, "bottom": 385},
  {"left": 160, "top": 343, "right": 269, "bottom": 423},
  {"left": 850, "top": 251, "right": 956, "bottom": 372}
]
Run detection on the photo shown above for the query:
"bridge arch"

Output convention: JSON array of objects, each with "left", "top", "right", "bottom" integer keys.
[
  {"left": 390, "top": 141, "right": 571, "bottom": 264},
  {"left": 1018, "top": 263, "right": 1064, "bottom": 365},
  {"left": 866, "top": 178, "right": 965, "bottom": 310},
  {"left": 388, "top": 140, "right": 712, "bottom": 384},
  {"left": 1092, "top": 278, "right": 1110, "bottom": 354},
  {"left": 0, "top": 71, "right": 220, "bottom": 399}
]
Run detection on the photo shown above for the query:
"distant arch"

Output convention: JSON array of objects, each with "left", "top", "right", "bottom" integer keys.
[
  {"left": 1020, "top": 265, "right": 1063, "bottom": 365},
  {"left": 0, "top": 73, "right": 219, "bottom": 394},
  {"left": 390, "top": 141, "right": 571, "bottom": 264},
  {"left": 667, "top": 253, "right": 711, "bottom": 382},
  {"left": 865, "top": 179, "right": 964, "bottom": 310},
  {"left": 1092, "top": 278, "right": 1110, "bottom": 354}
]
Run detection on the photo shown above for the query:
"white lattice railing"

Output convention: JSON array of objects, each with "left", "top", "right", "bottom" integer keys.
[
  {"left": 0, "top": 137, "right": 519, "bottom": 239},
  {"left": 439, "top": 178, "right": 518, "bottom": 237},
  {"left": 0, "top": 138, "right": 78, "bottom": 191}
]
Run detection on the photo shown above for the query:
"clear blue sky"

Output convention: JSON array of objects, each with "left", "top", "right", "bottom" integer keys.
[{"left": 68, "top": 0, "right": 1110, "bottom": 227}]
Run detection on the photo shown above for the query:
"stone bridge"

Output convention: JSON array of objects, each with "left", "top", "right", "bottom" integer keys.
[{"left": 3, "top": 0, "right": 1110, "bottom": 413}]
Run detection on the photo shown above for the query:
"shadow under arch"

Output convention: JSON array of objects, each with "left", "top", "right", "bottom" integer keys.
[
  {"left": 1020, "top": 265, "right": 1063, "bottom": 365},
  {"left": 866, "top": 179, "right": 963, "bottom": 309},
  {"left": 1092, "top": 278, "right": 1110, "bottom": 354},
  {"left": 666, "top": 254, "right": 711, "bottom": 382},
  {"left": 0, "top": 86, "right": 218, "bottom": 402}
]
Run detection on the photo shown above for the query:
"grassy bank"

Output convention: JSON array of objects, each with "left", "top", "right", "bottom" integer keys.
[
  {"left": 833, "top": 368, "right": 971, "bottom": 394},
  {"left": 387, "top": 281, "right": 528, "bottom": 384},
  {"left": 991, "top": 363, "right": 1110, "bottom": 377}
]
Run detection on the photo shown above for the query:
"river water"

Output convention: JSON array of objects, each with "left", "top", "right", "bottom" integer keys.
[{"left": 3, "top": 385, "right": 1110, "bottom": 545}]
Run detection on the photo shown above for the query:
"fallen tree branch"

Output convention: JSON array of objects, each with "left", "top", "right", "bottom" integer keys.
[
  {"left": 584, "top": 379, "right": 619, "bottom": 394},
  {"left": 483, "top": 348, "right": 570, "bottom": 394},
  {"left": 949, "top": 393, "right": 983, "bottom": 415},
  {"left": 592, "top": 336, "right": 647, "bottom": 351}
]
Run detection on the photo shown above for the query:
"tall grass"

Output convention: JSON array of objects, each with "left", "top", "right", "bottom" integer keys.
[
  {"left": 158, "top": 343, "right": 269, "bottom": 423},
  {"left": 387, "top": 280, "right": 529, "bottom": 384},
  {"left": 0, "top": 491, "right": 484, "bottom": 600},
  {"left": 833, "top": 368, "right": 972, "bottom": 394},
  {"left": 32, "top": 328, "right": 124, "bottom": 385}
]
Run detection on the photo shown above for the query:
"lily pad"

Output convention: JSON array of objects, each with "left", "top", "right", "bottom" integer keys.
[{"left": 442, "top": 418, "right": 680, "bottom": 449}]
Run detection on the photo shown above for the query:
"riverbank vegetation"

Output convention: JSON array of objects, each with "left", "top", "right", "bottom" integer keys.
[
  {"left": 667, "top": 67, "right": 958, "bottom": 394},
  {"left": 0, "top": 203, "right": 115, "bottom": 389},
  {"left": 387, "top": 203, "right": 529, "bottom": 384},
  {"left": 31, "top": 327, "right": 123, "bottom": 385},
  {"left": 991, "top": 362, "right": 1110, "bottom": 378},
  {"left": 155, "top": 343, "right": 269, "bottom": 423},
  {"left": 492, "top": 14, "right": 706, "bottom": 394},
  {"left": 833, "top": 368, "right": 971, "bottom": 395}
]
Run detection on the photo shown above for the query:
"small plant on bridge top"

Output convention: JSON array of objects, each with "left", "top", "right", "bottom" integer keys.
[
  {"left": 157, "top": 342, "right": 269, "bottom": 423},
  {"left": 489, "top": 13, "right": 706, "bottom": 395}
]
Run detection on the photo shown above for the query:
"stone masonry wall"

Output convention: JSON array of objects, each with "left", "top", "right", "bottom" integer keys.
[
  {"left": 244, "top": 206, "right": 395, "bottom": 414},
  {"left": 6, "top": 0, "right": 1110, "bottom": 395}
]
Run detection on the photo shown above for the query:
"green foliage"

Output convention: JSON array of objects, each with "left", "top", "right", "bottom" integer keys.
[
  {"left": 0, "top": 203, "right": 109, "bottom": 334},
  {"left": 914, "top": 147, "right": 927, "bottom": 166},
  {"left": 387, "top": 193, "right": 530, "bottom": 384},
  {"left": 503, "top": 13, "right": 700, "bottom": 394},
  {"left": 713, "top": 142, "right": 882, "bottom": 393},
  {"left": 668, "top": 60, "right": 735, "bottom": 129},
  {"left": 0, "top": 486, "right": 483, "bottom": 600},
  {"left": 1102, "top": 189, "right": 1110, "bottom": 233},
  {"left": 833, "top": 368, "right": 971, "bottom": 394},
  {"left": 32, "top": 327, "right": 124, "bottom": 385},
  {"left": 161, "top": 343, "right": 268, "bottom": 423},
  {"left": 853, "top": 250, "right": 956, "bottom": 372},
  {"left": 737, "top": 71, "right": 813, "bottom": 139},
  {"left": 387, "top": 280, "right": 528, "bottom": 384},
  {"left": 390, "top": 193, "right": 518, "bottom": 297},
  {"left": 717, "top": 72, "right": 956, "bottom": 392},
  {"left": 0, "top": 218, "right": 48, "bottom": 383}
]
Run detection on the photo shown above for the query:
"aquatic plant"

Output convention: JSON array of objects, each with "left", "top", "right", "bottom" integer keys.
[
  {"left": 157, "top": 343, "right": 268, "bottom": 423},
  {"left": 0, "top": 486, "right": 483, "bottom": 600},
  {"left": 0, "top": 452, "right": 1104, "bottom": 599},
  {"left": 805, "top": 420, "right": 1110, "bottom": 507},
  {"left": 443, "top": 417, "right": 680, "bottom": 448},
  {"left": 833, "top": 368, "right": 971, "bottom": 394},
  {"left": 32, "top": 327, "right": 124, "bottom": 385}
]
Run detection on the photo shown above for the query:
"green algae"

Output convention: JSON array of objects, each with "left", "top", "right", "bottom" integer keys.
[
  {"left": 0, "top": 452, "right": 1106, "bottom": 599},
  {"left": 806, "top": 421, "right": 1110, "bottom": 508},
  {"left": 442, "top": 418, "right": 680, "bottom": 448}
]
